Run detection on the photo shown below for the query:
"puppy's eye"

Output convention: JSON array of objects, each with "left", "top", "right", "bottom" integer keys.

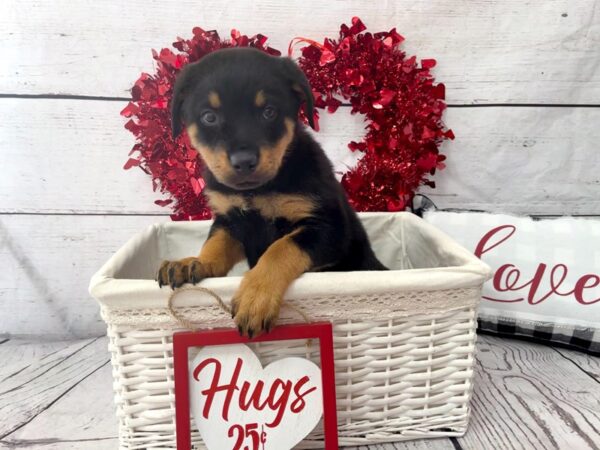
[
  {"left": 262, "top": 106, "right": 277, "bottom": 121},
  {"left": 200, "top": 110, "right": 218, "bottom": 126}
]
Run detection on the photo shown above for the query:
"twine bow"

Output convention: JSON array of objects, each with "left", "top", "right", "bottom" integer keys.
[{"left": 167, "top": 286, "right": 312, "bottom": 342}]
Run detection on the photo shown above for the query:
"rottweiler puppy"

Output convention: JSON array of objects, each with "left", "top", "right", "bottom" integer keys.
[{"left": 158, "top": 48, "right": 386, "bottom": 337}]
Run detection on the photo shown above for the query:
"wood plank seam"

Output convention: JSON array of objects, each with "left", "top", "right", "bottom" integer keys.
[
  {"left": 0, "top": 359, "right": 110, "bottom": 440},
  {"left": 0, "top": 338, "right": 100, "bottom": 398},
  {"left": 553, "top": 348, "right": 600, "bottom": 384},
  {"left": 1, "top": 364, "right": 30, "bottom": 385},
  {"left": 0, "top": 94, "right": 129, "bottom": 102},
  {"left": 4, "top": 212, "right": 600, "bottom": 218},
  {"left": 0, "top": 436, "right": 119, "bottom": 448},
  {"left": 449, "top": 436, "right": 463, "bottom": 450},
  {"left": 3, "top": 94, "right": 600, "bottom": 108},
  {"left": 0, "top": 212, "right": 171, "bottom": 217}
]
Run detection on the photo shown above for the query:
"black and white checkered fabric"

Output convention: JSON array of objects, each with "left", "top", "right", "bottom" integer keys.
[{"left": 478, "top": 318, "right": 600, "bottom": 355}]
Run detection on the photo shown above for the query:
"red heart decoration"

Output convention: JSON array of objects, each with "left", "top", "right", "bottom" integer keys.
[{"left": 122, "top": 18, "right": 453, "bottom": 219}]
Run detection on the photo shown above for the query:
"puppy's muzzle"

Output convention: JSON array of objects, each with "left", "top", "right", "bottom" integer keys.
[{"left": 229, "top": 146, "right": 258, "bottom": 175}]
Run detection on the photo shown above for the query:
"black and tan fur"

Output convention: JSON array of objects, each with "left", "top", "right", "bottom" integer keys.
[{"left": 158, "top": 48, "right": 386, "bottom": 337}]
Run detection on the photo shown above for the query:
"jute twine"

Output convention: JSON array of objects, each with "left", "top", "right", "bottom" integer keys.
[{"left": 166, "top": 285, "right": 313, "bottom": 345}]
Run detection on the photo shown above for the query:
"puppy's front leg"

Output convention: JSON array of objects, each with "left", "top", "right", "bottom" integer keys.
[
  {"left": 157, "top": 224, "right": 244, "bottom": 289},
  {"left": 232, "top": 228, "right": 312, "bottom": 338}
]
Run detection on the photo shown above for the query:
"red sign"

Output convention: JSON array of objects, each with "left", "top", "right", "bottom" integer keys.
[{"left": 173, "top": 322, "right": 339, "bottom": 450}]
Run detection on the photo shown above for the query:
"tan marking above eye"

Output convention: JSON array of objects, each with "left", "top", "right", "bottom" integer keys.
[
  {"left": 208, "top": 91, "right": 221, "bottom": 108},
  {"left": 251, "top": 194, "right": 315, "bottom": 222},
  {"left": 255, "top": 90, "right": 266, "bottom": 107}
]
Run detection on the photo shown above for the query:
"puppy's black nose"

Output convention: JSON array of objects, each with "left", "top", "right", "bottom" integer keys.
[{"left": 229, "top": 149, "right": 258, "bottom": 175}]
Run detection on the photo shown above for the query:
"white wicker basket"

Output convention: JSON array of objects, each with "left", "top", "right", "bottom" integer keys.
[{"left": 89, "top": 212, "right": 491, "bottom": 449}]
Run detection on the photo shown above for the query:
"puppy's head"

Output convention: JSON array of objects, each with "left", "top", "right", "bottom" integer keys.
[{"left": 171, "top": 48, "right": 314, "bottom": 190}]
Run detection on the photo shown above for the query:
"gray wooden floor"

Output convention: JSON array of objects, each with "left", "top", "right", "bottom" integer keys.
[{"left": 0, "top": 335, "right": 598, "bottom": 450}]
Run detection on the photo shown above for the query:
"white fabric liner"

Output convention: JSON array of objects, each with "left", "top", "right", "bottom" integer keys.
[{"left": 90, "top": 212, "right": 491, "bottom": 311}]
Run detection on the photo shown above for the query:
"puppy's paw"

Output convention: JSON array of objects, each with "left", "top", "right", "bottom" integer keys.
[
  {"left": 231, "top": 271, "right": 282, "bottom": 338},
  {"left": 156, "top": 257, "right": 206, "bottom": 289}
]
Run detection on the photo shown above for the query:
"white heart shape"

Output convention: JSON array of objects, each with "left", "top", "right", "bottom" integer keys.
[{"left": 190, "top": 344, "right": 323, "bottom": 450}]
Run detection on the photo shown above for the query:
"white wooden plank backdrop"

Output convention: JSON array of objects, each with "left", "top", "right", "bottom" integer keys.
[
  {"left": 1, "top": 0, "right": 599, "bottom": 103},
  {"left": 0, "top": 0, "right": 599, "bottom": 338},
  {"left": 0, "top": 215, "right": 159, "bottom": 337},
  {"left": 2, "top": 99, "right": 599, "bottom": 216}
]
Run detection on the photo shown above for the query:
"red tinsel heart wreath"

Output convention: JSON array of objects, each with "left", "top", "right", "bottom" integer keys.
[{"left": 121, "top": 17, "right": 453, "bottom": 220}]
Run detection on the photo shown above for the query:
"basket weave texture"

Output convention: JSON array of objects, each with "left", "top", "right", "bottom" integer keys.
[{"left": 90, "top": 212, "right": 491, "bottom": 449}]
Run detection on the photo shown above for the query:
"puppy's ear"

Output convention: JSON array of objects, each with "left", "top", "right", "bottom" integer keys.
[
  {"left": 279, "top": 58, "right": 315, "bottom": 130},
  {"left": 171, "top": 64, "right": 197, "bottom": 139}
]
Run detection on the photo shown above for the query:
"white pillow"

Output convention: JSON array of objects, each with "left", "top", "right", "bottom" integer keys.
[{"left": 424, "top": 211, "right": 600, "bottom": 354}]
